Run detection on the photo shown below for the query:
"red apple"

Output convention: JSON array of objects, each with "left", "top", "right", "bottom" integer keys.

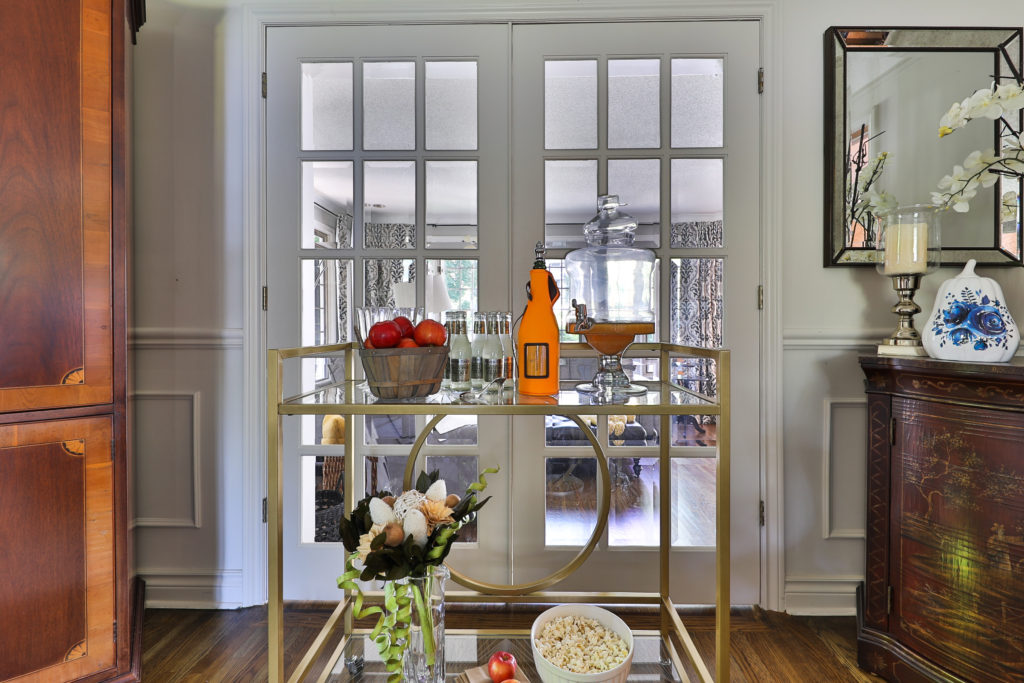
[
  {"left": 487, "top": 651, "right": 517, "bottom": 683},
  {"left": 393, "top": 315, "right": 415, "bottom": 337},
  {"left": 396, "top": 337, "right": 419, "bottom": 348},
  {"left": 412, "top": 319, "right": 447, "bottom": 347},
  {"left": 368, "top": 320, "right": 402, "bottom": 349}
]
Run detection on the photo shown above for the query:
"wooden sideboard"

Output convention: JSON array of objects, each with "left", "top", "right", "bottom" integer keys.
[
  {"left": 858, "top": 355, "right": 1024, "bottom": 682},
  {"left": 0, "top": 1, "right": 142, "bottom": 680}
]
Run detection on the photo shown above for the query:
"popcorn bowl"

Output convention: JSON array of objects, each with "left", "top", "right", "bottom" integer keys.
[{"left": 530, "top": 604, "right": 634, "bottom": 683}]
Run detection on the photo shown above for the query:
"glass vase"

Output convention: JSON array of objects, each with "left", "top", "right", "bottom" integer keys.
[{"left": 402, "top": 564, "right": 448, "bottom": 683}]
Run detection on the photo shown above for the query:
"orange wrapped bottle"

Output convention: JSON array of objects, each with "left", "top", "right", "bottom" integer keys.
[{"left": 517, "top": 242, "right": 560, "bottom": 396}]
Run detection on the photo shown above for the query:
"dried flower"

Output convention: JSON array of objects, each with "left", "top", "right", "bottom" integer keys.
[
  {"left": 420, "top": 499, "right": 454, "bottom": 533},
  {"left": 356, "top": 523, "right": 384, "bottom": 562}
]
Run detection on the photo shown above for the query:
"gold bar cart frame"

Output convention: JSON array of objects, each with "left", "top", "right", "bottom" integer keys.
[{"left": 267, "top": 342, "right": 730, "bottom": 682}]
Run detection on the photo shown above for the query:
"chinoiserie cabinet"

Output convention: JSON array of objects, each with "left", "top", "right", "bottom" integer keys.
[
  {"left": 0, "top": 1, "right": 144, "bottom": 681},
  {"left": 858, "top": 355, "right": 1024, "bottom": 682}
]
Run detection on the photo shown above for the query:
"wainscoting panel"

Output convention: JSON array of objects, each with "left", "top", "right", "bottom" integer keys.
[
  {"left": 132, "top": 391, "right": 202, "bottom": 528},
  {"left": 822, "top": 398, "right": 867, "bottom": 540}
]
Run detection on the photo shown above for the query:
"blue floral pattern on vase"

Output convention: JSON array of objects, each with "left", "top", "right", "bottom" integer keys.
[
  {"left": 922, "top": 259, "right": 1019, "bottom": 362},
  {"left": 931, "top": 288, "right": 1011, "bottom": 352}
]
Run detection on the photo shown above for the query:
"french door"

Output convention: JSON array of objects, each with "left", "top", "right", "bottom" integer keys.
[{"left": 265, "top": 19, "right": 761, "bottom": 604}]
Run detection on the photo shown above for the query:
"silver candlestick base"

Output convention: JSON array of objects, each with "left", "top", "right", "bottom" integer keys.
[{"left": 877, "top": 273, "right": 928, "bottom": 357}]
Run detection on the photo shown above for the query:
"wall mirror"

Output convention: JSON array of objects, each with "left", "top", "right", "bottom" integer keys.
[{"left": 824, "top": 26, "right": 1023, "bottom": 266}]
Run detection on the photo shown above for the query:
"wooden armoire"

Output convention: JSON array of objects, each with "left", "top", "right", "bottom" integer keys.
[{"left": 0, "top": 1, "right": 144, "bottom": 680}]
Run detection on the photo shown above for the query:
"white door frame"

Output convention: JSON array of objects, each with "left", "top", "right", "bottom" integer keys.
[{"left": 239, "top": 0, "right": 784, "bottom": 611}]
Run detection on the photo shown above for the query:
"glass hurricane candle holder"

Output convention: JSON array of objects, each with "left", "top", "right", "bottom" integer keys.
[{"left": 874, "top": 204, "right": 942, "bottom": 356}]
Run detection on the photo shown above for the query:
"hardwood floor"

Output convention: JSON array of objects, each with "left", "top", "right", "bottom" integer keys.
[{"left": 142, "top": 604, "right": 883, "bottom": 682}]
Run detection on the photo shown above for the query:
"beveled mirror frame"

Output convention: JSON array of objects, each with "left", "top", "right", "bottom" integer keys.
[{"left": 824, "top": 26, "right": 1024, "bottom": 267}]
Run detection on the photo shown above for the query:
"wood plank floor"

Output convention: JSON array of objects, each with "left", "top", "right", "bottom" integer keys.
[{"left": 142, "top": 605, "right": 883, "bottom": 682}]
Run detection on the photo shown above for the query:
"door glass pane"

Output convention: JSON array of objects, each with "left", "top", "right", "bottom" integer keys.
[
  {"left": 364, "top": 258, "right": 416, "bottom": 307},
  {"left": 301, "top": 62, "right": 353, "bottom": 151},
  {"left": 670, "top": 258, "right": 722, "bottom": 446},
  {"left": 545, "top": 457, "right": 596, "bottom": 546},
  {"left": 299, "top": 356, "right": 347, "bottom": 446},
  {"left": 364, "top": 455, "right": 479, "bottom": 542},
  {"left": 607, "top": 414, "right": 660, "bottom": 447},
  {"left": 363, "top": 161, "right": 416, "bottom": 249},
  {"left": 608, "top": 59, "right": 660, "bottom": 149},
  {"left": 426, "top": 61, "right": 478, "bottom": 150},
  {"left": 609, "top": 457, "right": 659, "bottom": 546},
  {"left": 313, "top": 454, "right": 345, "bottom": 542},
  {"left": 427, "top": 415, "right": 477, "bottom": 446},
  {"left": 671, "top": 58, "right": 724, "bottom": 148},
  {"left": 302, "top": 162, "right": 354, "bottom": 249},
  {"left": 671, "top": 458, "right": 716, "bottom": 547},
  {"left": 608, "top": 158, "right": 661, "bottom": 248},
  {"left": 426, "top": 161, "right": 478, "bottom": 249},
  {"left": 301, "top": 258, "right": 353, "bottom": 346},
  {"left": 670, "top": 158, "right": 724, "bottom": 248},
  {"left": 544, "top": 160, "right": 597, "bottom": 248},
  {"left": 545, "top": 60, "right": 597, "bottom": 149},
  {"left": 364, "top": 415, "right": 417, "bottom": 446},
  {"left": 545, "top": 415, "right": 597, "bottom": 447},
  {"left": 424, "top": 259, "right": 478, "bottom": 317},
  {"left": 363, "top": 61, "right": 416, "bottom": 150}
]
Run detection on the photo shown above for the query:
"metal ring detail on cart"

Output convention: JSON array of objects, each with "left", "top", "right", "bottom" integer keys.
[{"left": 403, "top": 412, "right": 611, "bottom": 596}]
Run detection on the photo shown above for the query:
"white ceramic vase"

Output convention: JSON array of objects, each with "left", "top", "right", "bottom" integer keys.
[{"left": 922, "top": 259, "right": 1020, "bottom": 362}]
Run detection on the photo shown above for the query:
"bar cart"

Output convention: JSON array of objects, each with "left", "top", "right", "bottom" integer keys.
[{"left": 267, "top": 342, "right": 731, "bottom": 682}]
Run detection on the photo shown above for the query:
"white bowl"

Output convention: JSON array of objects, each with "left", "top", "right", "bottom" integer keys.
[{"left": 530, "top": 604, "right": 635, "bottom": 683}]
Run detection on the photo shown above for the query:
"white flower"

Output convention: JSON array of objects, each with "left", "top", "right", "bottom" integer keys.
[
  {"left": 965, "top": 86, "right": 1004, "bottom": 120},
  {"left": 369, "top": 497, "right": 397, "bottom": 526},
  {"left": 402, "top": 509, "right": 429, "bottom": 546},
  {"left": 865, "top": 189, "right": 897, "bottom": 216},
  {"left": 994, "top": 81, "right": 1024, "bottom": 114},
  {"left": 938, "top": 100, "right": 968, "bottom": 137},
  {"left": 424, "top": 479, "right": 447, "bottom": 502}
]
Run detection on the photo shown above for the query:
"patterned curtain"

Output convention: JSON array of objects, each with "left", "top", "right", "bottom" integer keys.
[
  {"left": 334, "top": 212, "right": 353, "bottom": 249},
  {"left": 669, "top": 258, "right": 722, "bottom": 400},
  {"left": 364, "top": 259, "right": 416, "bottom": 307},
  {"left": 670, "top": 220, "right": 724, "bottom": 248},
  {"left": 363, "top": 222, "right": 415, "bottom": 249},
  {"left": 334, "top": 259, "right": 351, "bottom": 341}
]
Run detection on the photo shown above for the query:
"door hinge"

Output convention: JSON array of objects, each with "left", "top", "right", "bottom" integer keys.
[
  {"left": 757, "top": 285, "right": 764, "bottom": 310},
  {"left": 263, "top": 497, "right": 268, "bottom": 524},
  {"left": 261, "top": 72, "right": 267, "bottom": 99},
  {"left": 262, "top": 286, "right": 268, "bottom": 311},
  {"left": 887, "top": 585, "right": 894, "bottom": 615},
  {"left": 890, "top": 417, "right": 897, "bottom": 446},
  {"left": 759, "top": 500, "right": 765, "bottom": 527},
  {"left": 757, "top": 67, "right": 764, "bottom": 94}
]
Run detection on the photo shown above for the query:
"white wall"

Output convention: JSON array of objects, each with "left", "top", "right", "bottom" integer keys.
[
  {"left": 132, "top": 1, "right": 248, "bottom": 607},
  {"left": 778, "top": 0, "right": 1024, "bottom": 614},
  {"left": 130, "top": 0, "right": 1024, "bottom": 611}
]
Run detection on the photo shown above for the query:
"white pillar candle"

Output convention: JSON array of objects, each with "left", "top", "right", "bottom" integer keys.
[{"left": 883, "top": 222, "right": 928, "bottom": 275}]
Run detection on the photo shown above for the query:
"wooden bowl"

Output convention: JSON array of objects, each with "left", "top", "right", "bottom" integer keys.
[{"left": 359, "top": 345, "right": 448, "bottom": 400}]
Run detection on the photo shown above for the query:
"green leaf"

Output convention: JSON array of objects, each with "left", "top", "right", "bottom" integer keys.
[
  {"left": 370, "top": 531, "right": 386, "bottom": 550},
  {"left": 338, "top": 517, "right": 360, "bottom": 552}
]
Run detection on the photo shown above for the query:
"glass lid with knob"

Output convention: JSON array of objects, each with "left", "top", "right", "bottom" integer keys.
[{"left": 565, "top": 195, "right": 656, "bottom": 324}]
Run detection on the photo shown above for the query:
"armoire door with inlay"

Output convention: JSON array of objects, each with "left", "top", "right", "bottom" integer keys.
[{"left": 0, "top": 416, "right": 116, "bottom": 682}]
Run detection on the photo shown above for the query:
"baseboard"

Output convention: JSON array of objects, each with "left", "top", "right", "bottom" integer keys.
[
  {"left": 138, "top": 568, "right": 244, "bottom": 609},
  {"left": 784, "top": 575, "right": 861, "bottom": 616}
]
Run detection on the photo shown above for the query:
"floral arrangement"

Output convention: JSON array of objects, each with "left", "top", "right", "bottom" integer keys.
[
  {"left": 933, "top": 78, "right": 1024, "bottom": 220},
  {"left": 336, "top": 467, "right": 497, "bottom": 682},
  {"left": 846, "top": 125, "right": 897, "bottom": 246}
]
